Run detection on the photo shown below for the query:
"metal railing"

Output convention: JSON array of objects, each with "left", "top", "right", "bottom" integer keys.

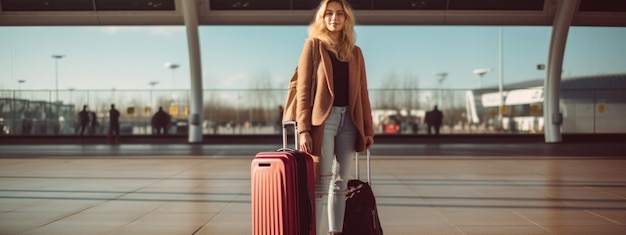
[{"left": 1, "top": 88, "right": 624, "bottom": 136}]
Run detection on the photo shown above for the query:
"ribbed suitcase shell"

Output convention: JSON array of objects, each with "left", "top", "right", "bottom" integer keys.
[{"left": 251, "top": 151, "right": 315, "bottom": 235}]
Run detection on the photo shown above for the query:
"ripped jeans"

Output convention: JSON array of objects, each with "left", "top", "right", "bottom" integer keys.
[{"left": 316, "top": 106, "right": 357, "bottom": 234}]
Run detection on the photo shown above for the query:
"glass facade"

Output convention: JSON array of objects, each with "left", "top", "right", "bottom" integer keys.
[
  {"left": 1, "top": 85, "right": 625, "bottom": 136},
  {"left": 1, "top": 26, "right": 625, "bottom": 136}
]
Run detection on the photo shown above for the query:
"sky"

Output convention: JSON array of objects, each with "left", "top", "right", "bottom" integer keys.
[{"left": 1, "top": 25, "right": 625, "bottom": 92}]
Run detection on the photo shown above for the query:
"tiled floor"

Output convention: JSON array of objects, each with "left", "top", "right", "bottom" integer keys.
[{"left": 1, "top": 154, "right": 626, "bottom": 234}]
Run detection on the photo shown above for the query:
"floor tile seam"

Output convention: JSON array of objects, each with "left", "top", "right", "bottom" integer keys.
[
  {"left": 94, "top": 171, "right": 188, "bottom": 208},
  {"left": 111, "top": 163, "right": 248, "bottom": 205},
  {"left": 126, "top": 161, "right": 213, "bottom": 195},
  {"left": 530, "top": 192, "right": 626, "bottom": 211},
  {"left": 377, "top": 204, "right": 626, "bottom": 212},
  {"left": 370, "top": 183, "right": 626, "bottom": 191},
  {"left": 0, "top": 188, "right": 248, "bottom": 197},
  {"left": 191, "top": 213, "right": 220, "bottom": 235},
  {"left": 108, "top": 199, "right": 175, "bottom": 234},
  {"left": 510, "top": 209, "right": 555, "bottom": 234},
  {"left": 0, "top": 175, "right": 250, "bottom": 181},
  {"left": 1, "top": 194, "right": 50, "bottom": 212},
  {"left": 0, "top": 155, "right": 255, "bottom": 160},
  {"left": 20, "top": 198, "right": 111, "bottom": 233},
  {"left": 546, "top": 196, "right": 626, "bottom": 225},
  {"left": 0, "top": 194, "right": 251, "bottom": 204},
  {"left": 184, "top": 194, "right": 240, "bottom": 234},
  {"left": 375, "top": 156, "right": 626, "bottom": 161},
  {"left": 434, "top": 208, "right": 468, "bottom": 235},
  {"left": 585, "top": 185, "right": 626, "bottom": 200},
  {"left": 585, "top": 210, "right": 624, "bottom": 225}
]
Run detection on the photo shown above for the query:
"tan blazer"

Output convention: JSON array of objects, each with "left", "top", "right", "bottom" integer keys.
[{"left": 296, "top": 38, "right": 374, "bottom": 155}]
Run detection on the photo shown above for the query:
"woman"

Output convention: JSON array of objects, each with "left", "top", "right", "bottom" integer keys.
[{"left": 296, "top": 0, "right": 374, "bottom": 234}]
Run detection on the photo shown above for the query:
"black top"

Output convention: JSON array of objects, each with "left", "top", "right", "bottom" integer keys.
[{"left": 328, "top": 50, "right": 349, "bottom": 106}]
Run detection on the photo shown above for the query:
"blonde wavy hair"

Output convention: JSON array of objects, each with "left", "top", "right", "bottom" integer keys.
[{"left": 308, "top": 0, "right": 356, "bottom": 62}]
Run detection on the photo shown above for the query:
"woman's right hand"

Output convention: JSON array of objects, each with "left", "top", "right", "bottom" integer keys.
[
  {"left": 298, "top": 132, "right": 313, "bottom": 153},
  {"left": 365, "top": 136, "right": 374, "bottom": 149}
]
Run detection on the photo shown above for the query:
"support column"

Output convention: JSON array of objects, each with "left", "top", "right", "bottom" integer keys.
[
  {"left": 544, "top": 0, "right": 578, "bottom": 143},
  {"left": 181, "top": 0, "right": 204, "bottom": 143}
]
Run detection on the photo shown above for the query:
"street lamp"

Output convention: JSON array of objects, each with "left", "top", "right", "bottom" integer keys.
[
  {"left": 473, "top": 68, "right": 491, "bottom": 89},
  {"left": 52, "top": 54, "right": 65, "bottom": 102},
  {"left": 149, "top": 81, "right": 159, "bottom": 108},
  {"left": 435, "top": 72, "right": 447, "bottom": 107},
  {"left": 164, "top": 62, "right": 179, "bottom": 89},
  {"left": 17, "top": 80, "right": 25, "bottom": 97},
  {"left": 68, "top": 88, "right": 75, "bottom": 105}
]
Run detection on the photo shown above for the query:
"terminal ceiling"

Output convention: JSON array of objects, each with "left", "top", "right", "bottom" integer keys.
[{"left": 1, "top": 0, "right": 625, "bottom": 26}]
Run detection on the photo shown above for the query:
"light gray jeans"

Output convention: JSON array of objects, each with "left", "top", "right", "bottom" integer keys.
[{"left": 316, "top": 106, "right": 357, "bottom": 234}]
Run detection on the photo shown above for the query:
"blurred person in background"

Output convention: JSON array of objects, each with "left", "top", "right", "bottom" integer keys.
[
  {"left": 78, "top": 105, "right": 89, "bottom": 136},
  {"left": 152, "top": 107, "right": 171, "bottom": 135},
  {"left": 108, "top": 104, "right": 121, "bottom": 143}
]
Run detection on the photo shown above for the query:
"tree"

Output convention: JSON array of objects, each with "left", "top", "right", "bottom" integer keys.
[
  {"left": 375, "top": 72, "right": 399, "bottom": 110},
  {"left": 401, "top": 74, "right": 420, "bottom": 118}
]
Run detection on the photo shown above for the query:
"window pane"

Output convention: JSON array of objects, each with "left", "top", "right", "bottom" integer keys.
[
  {"left": 1, "top": 0, "right": 93, "bottom": 11},
  {"left": 448, "top": 0, "right": 544, "bottom": 11},
  {"left": 374, "top": 0, "right": 446, "bottom": 10},
  {"left": 1, "top": 26, "right": 624, "bottom": 136},
  {"left": 346, "top": 0, "right": 372, "bottom": 10},
  {"left": 293, "top": 0, "right": 320, "bottom": 10},
  {"left": 209, "top": 0, "right": 290, "bottom": 10},
  {"left": 579, "top": 0, "right": 626, "bottom": 12},
  {"left": 95, "top": 0, "right": 175, "bottom": 11}
]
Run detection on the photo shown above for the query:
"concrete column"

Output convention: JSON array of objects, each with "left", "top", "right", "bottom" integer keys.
[
  {"left": 544, "top": 0, "right": 578, "bottom": 143},
  {"left": 181, "top": 0, "right": 204, "bottom": 143}
]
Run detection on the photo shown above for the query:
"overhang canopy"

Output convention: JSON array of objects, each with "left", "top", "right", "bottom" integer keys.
[{"left": 1, "top": 0, "right": 625, "bottom": 26}]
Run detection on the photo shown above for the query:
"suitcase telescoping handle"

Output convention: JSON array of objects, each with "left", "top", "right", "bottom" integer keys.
[
  {"left": 355, "top": 149, "right": 372, "bottom": 185},
  {"left": 281, "top": 121, "right": 298, "bottom": 150}
]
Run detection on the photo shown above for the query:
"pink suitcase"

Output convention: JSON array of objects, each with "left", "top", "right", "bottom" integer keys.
[{"left": 251, "top": 121, "right": 315, "bottom": 235}]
